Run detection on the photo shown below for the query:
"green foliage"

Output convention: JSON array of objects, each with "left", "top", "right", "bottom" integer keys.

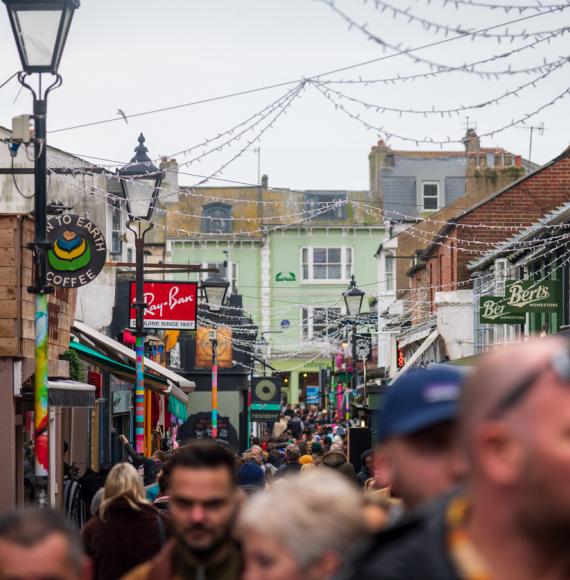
[{"left": 60, "top": 349, "right": 85, "bottom": 382}]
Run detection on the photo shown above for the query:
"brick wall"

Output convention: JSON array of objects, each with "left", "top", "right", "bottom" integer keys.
[{"left": 411, "top": 150, "right": 570, "bottom": 322}]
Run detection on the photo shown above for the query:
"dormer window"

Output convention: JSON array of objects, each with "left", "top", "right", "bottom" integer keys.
[
  {"left": 202, "top": 203, "right": 231, "bottom": 234},
  {"left": 304, "top": 192, "right": 347, "bottom": 220}
]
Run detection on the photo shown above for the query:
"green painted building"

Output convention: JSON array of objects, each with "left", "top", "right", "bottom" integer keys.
[{"left": 164, "top": 185, "right": 384, "bottom": 404}]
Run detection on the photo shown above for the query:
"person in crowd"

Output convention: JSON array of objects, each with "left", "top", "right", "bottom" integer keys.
[
  {"left": 321, "top": 447, "right": 356, "bottom": 480},
  {"left": 357, "top": 449, "right": 373, "bottom": 487},
  {"left": 301, "top": 462, "right": 317, "bottom": 475},
  {"left": 243, "top": 444, "right": 276, "bottom": 481},
  {"left": 238, "top": 462, "right": 266, "bottom": 496},
  {"left": 238, "top": 470, "right": 366, "bottom": 580},
  {"left": 272, "top": 415, "right": 289, "bottom": 439},
  {"left": 124, "top": 440, "right": 242, "bottom": 580},
  {"left": 362, "top": 493, "right": 393, "bottom": 534},
  {"left": 153, "top": 458, "right": 173, "bottom": 511},
  {"left": 349, "top": 337, "right": 570, "bottom": 579},
  {"left": 274, "top": 444, "right": 301, "bottom": 480},
  {"left": 0, "top": 508, "right": 91, "bottom": 580},
  {"left": 81, "top": 462, "right": 169, "bottom": 580},
  {"left": 289, "top": 411, "right": 304, "bottom": 439},
  {"left": 373, "top": 366, "right": 467, "bottom": 511},
  {"left": 311, "top": 441, "right": 324, "bottom": 465},
  {"left": 267, "top": 449, "right": 283, "bottom": 471},
  {"left": 119, "top": 434, "right": 161, "bottom": 487}
]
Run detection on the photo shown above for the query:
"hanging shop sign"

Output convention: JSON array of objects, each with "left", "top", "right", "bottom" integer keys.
[
  {"left": 480, "top": 279, "right": 560, "bottom": 324},
  {"left": 354, "top": 334, "right": 372, "bottom": 360},
  {"left": 46, "top": 214, "right": 106, "bottom": 288},
  {"left": 504, "top": 280, "right": 559, "bottom": 312},
  {"left": 306, "top": 386, "right": 320, "bottom": 405},
  {"left": 275, "top": 271, "right": 296, "bottom": 282},
  {"left": 250, "top": 404, "right": 281, "bottom": 422},
  {"left": 479, "top": 297, "right": 526, "bottom": 325},
  {"left": 179, "top": 412, "right": 239, "bottom": 449},
  {"left": 129, "top": 281, "right": 198, "bottom": 330},
  {"left": 195, "top": 326, "right": 233, "bottom": 368}
]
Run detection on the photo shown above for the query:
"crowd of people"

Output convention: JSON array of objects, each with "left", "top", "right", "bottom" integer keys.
[{"left": 2, "top": 336, "right": 570, "bottom": 579}]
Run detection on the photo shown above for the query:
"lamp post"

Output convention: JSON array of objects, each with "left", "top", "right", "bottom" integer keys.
[
  {"left": 201, "top": 275, "right": 229, "bottom": 438},
  {"left": 3, "top": 0, "right": 79, "bottom": 480},
  {"left": 342, "top": 275, "right": 365, "bottom": 394},
  {"left": 118, "top": 134, "right": 163, "bottom": 454}
]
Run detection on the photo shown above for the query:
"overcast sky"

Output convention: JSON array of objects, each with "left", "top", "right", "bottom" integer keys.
[{"left": 0, "top": 0, "right": 567, "bottom": 192}]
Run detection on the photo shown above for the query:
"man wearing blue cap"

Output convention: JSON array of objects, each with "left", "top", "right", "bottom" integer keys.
[{"left": 373, "top": 366, "right": 467, "bottom": 511}]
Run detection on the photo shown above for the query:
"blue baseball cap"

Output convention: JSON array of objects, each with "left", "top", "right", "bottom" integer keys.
[{"left": 377, "top": 367, "right": 465, "bottom": 443}]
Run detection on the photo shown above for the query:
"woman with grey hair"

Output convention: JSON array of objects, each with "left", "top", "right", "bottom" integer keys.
[{"left": 237, "top": 470, "right": 367, "bottom": 580}]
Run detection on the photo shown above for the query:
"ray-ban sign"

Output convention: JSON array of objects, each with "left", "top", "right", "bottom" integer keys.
[{"left": 129, "top": 281, "right": 198, "bottom": 330}]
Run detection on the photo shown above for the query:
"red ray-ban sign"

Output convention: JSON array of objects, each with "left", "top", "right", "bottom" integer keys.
[{"left": 129, "top": 281, "right": 198, "bottom": 330}]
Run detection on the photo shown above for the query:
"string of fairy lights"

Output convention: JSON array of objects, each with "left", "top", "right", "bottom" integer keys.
[{"left": 3, "top": 0, "right": 570, "bottom": 372}]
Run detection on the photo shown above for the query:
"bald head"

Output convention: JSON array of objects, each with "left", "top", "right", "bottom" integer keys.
[
  {"left": 459, "top": 337, "right": 568, "bottom": 443},
  {"left": 457, "top": 337, "right": 570, "bottom": 546}
]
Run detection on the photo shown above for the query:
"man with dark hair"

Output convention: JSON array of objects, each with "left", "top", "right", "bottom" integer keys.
[
  {"left": 0, "top": 508, "right": 91, "bottom": 580},
  {"left": 125, "top": 440, "right": 242, "bottom": 580},
  {"left": 274, "top": 444, "right": 301, "bottom": 480}
]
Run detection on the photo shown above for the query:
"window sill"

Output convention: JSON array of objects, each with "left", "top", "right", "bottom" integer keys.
[{"left": 300, "top": 279, "right": 352, "bottom": 285}]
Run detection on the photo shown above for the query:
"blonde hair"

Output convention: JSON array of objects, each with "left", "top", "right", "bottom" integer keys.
[
  {"left": 301, "top": 463, "right": 316, "bottom": 474},
  {"left": 238, "top": 471, "right": 366, "bottom": 570},
  {"left": 99, "top": 463, "right": 148, "bottom": 521}
]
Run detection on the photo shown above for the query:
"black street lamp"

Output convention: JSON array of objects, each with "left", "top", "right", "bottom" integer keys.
[
  {"left": 3, "top": 0, "right": 79, "bottom": 74},
  {"left": 342, "top": 275, "right": 365, "bottom": 403},
  {"left": 118, "top": 134, "right": 163, "bottom": 455},
  {"left": 202, "top": 275, "right": 230, "bottom": 313},
  {"left": 2, "top": 0, "right": 79, "bottom": 483},
  {"left": 201, "top": 275, "right": 229, "bottom": 438},
  {"left": 343, "top": 274, "right": 365, "bottom": 318}
]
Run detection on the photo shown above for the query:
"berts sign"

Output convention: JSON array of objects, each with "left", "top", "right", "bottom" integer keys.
[{"left": 129, "top": 281, "right": 198, "bottom": 330}]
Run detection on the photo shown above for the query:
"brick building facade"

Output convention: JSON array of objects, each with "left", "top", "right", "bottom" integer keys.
[{"left": 408, "top": 147, "right": 570, "bottom": 325}]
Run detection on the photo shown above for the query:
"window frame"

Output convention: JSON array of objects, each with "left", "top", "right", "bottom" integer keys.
[
  {"left": 384, "top": 254, "right": 395, "bottom": 292},
  {"left": 304, "top": 192, "right": 348, "bottom": 221},
  {"left": 300, "top": 306, "right": 343, "bottom": 341},
  {"left": 202, "top": 202, "right": 232, "bottom": 234},
  {"left": 110, "top": 201, "right": 123, "bottom": 259},
  {"left": 421, "top": 181, "right": 440, "bottom": 212},
  {"left": 300, "top": 246, "right": 354, "bottom": 284}
]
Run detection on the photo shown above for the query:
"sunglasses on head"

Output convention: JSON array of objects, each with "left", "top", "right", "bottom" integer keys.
[{"left": 487, "top": 346, "right": 570, "bottom": 418}]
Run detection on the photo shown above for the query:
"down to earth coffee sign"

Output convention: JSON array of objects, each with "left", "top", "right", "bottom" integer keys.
[
  {"left": 46, "top": 214, "right": 107, "bottom": 288},
  {"left": 480, "top": 279, "right": 560, "bottom": 324},
  {"left": 129, "top": 281, "right": 198, "bottom": 329}
]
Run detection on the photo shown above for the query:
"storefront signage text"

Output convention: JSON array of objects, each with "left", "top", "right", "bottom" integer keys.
[
  {"left": 480, "top": 279, "right": 560, "bottom": 324},
  {"left": 46, "top": 214, "right": 106, "bottom": 288},
  {"left": 129, "top": 281, "right": 198, "bottom": 329}
]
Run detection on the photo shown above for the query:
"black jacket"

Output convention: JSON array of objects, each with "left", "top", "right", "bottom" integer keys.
[
  {"left": 346, "top": 495, "right": 460, "bottom": 580},
  {"left": 274, "top": 462, "right": 301, "bottom": 480}
]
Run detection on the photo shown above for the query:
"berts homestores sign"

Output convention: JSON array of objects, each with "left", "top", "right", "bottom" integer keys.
[
  {"left": 129, "top": 281, "right": 198, "bottom": 330},
  {"left": 480, "top": 279, "right": 560, "bottom": 324}
]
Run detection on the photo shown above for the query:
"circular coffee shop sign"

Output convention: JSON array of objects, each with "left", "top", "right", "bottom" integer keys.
[{"left": 46, "top": 214, "right": 107, "bottom": 288}]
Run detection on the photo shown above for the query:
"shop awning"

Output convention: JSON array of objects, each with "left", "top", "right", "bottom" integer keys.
[
  {"left": 69, "top": 342, "right": 189, "bottom": 407},
  {"left": 48, "top": 379, "right": 96, "bottom": 408},
  {"left": 73, "top": 321, "right": 195, "bottom": 393},
  {"left": 396, "top": 330, "right": 440, "bottom": 378}
]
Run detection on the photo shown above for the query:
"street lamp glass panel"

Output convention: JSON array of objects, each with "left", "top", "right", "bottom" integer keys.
[
  {"left": 345, "top": 293, "right": 364, "bottom": 316},
  {"left": 123, "top": 178, "right": 157, "bottom": 221},
  {"left": 3, "top": 0, "right": 79, "bottom": 74},
  {"left": 202, "top": 277, "right": 230, "bottom": 313},
  {"left": 343, "top": 275, "right": 365, "bottom": 317}
]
